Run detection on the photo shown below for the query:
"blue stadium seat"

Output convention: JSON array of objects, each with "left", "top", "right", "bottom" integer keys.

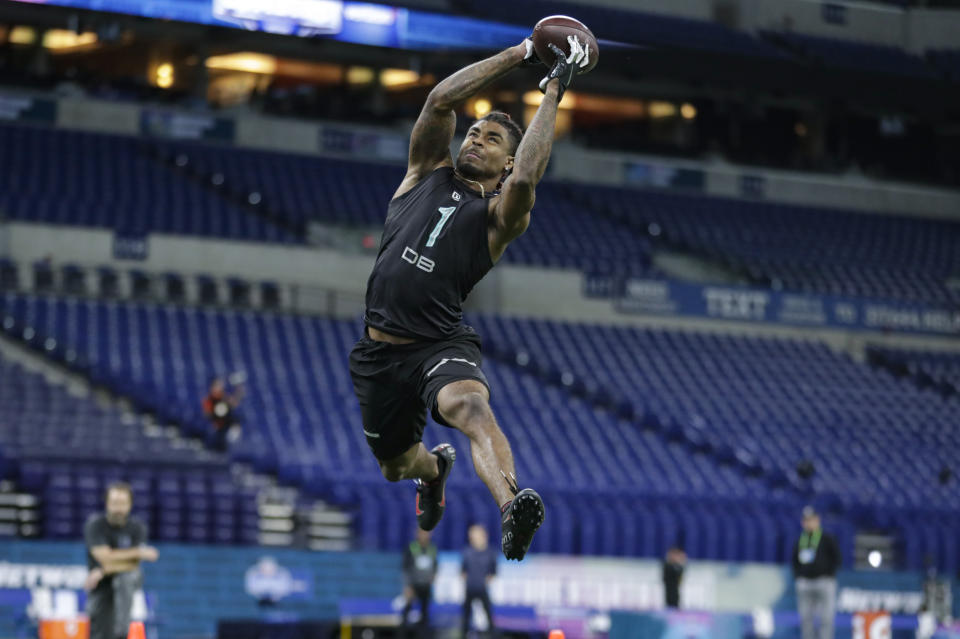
[{"left": 2, "top": 292, "right": 957, "bottom": 566}]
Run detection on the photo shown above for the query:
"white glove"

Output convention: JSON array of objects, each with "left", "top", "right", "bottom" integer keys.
[
  {"left": 522, "top": 37, "right": 540, "bottom": 66},
  {"left": 538, "top": 35, "right": 591, "bottom": 95}
]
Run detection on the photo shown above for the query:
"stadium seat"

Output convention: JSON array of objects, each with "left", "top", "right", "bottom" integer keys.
[
  {"left": 2, "top": 292, "right": 955, "bottom": 566},
  {"left": 0, "top": 259, "right": 18, "bottom": 291}
]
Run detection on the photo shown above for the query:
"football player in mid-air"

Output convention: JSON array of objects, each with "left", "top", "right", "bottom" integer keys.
[{"left": 350, "top": 34, "right": 591, "bottom": 560}]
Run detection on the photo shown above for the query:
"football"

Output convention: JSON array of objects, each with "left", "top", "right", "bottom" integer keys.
[{"left": 531, "top": 15, "right": 599, "bottom": 75}]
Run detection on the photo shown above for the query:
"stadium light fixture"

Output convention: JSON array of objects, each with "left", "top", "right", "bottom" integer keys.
[
  {"left": 206, "top": 52, "right": 278, "bottom": 74},
  {"left": 380, "top": 68, "right": 420, "bottom": 88},
  {"left": 681, "top": 103, "right": 697, "bottom": 120},
  {"left": 649, "top": 101, "right": 677, "bottom": 119},
  {"left": 8, "top": 26, "right": 37, "bottom": 45},
  {"left": 156, "top": 63, "right": 175, "bottom": 89},
  {"left": 347, "top": 66, "right": 375, "bottom": 85},
  {"left": 42, "top": 29, "right": 98, "bottom": 51},
  {"left": 473, "top": 98, "right": 492, "bottom": 118}
]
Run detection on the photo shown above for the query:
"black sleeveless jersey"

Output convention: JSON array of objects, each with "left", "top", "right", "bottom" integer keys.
[{"left": 363, "top": 167, "right": 495, "bottom": 341}]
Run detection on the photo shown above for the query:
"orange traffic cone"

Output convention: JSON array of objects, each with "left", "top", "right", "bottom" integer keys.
[
  {"left": 548, "top": 631, "right": 565, "bottom": 639},
  {"left": 127, "top": 621, "right": 146, "bottom": 639}
]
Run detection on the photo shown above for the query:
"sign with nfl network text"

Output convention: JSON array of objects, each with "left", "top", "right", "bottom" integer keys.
[{"left": 603, "top": 276, "right": 960, "bottom": 336}]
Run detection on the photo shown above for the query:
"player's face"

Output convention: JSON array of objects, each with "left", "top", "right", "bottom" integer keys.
[
  {"left": 469, "top": 525, "right": 488, "bottom": 549},
  {"left": 106, "top": 489, "right": 132, "bottom": 525},
  {"left": 802, "top": 515, "right": 819, "bottom": 532},
  {"left": 455, "top": 120, "right": 514, "bottom": 181}
]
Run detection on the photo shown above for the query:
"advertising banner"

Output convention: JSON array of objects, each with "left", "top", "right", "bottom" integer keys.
[
  {"left": 625, "top": 162, "right": 706, "bottom": 192},
  {"left": 140, "top": 109, "right": 236, "bottom": 142},
  {"left": 604, "top": 277, "right": 960, "bottom": 336},
  {"left": 319, "top": 126, "right": 407, "bottom": 161},
  {"left": 9, "top": 1, "right": 529, "bottom": 51},
  {"left": 0, "top": 94, "right": 58, "bottom": 123}
]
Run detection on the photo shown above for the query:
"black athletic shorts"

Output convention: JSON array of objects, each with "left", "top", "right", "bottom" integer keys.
[{"left": 349, "top": 328, "right": 490, "bottom": 461}]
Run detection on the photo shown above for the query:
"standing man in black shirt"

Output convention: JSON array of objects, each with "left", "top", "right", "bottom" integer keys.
[
  {"left": 792, "top": 506, "right": 842, "bottom": 639},
  {"left": 349, "top": 29, "right": 592, "bottom": 561},
  {"left": 401, "top": 528, "right": 438, "bottom": 639},
  {"left": 461, "top": 524, "right": 499, "bottom": 638},
  {"left": 662, "top": 545, "right": 686, "bottom": 609},
  {"left": 84, "top": 482, "right": 158, "bottom": 639}
]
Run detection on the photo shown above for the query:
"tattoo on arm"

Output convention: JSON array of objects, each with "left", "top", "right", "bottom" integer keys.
[
  {"left": 495, "top": 80, "right": 560, "bottom": 221},
  {"left": 429, "top": 44, "right": 525, "bottom": 109},
  {"left": 511, "top": 80, "right": 560, "bottom": 186},
  {"left": 407, "top": 43, "right": 525, "bottom": 179},
  {"left": 489, "top": 80, "right": 561, "bottom": 251},
  {"left": 408, "top": 106, "right": 455, "bottom": 172}
]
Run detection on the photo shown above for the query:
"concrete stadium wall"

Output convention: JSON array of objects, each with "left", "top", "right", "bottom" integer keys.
[
  {"left": 7, "top": 222, "right": 960, "bottom": 356},
  {"left": 2, "top": 222, "right": 371, "bottom": 317},
  {"left": 737, "top": 0, "right": 960, "bottom": 53},
  {"left": 548, "top": 143, "right": 960, "bottom": 221},
  {"left": 592, "top": 0, "right": 714, "bottom": 20},
  {"left": 904, "top": 9, "right": 960, "bottom": 53},
  {"left": 740, "top": 0, "right": 906, "bottom": 46}
]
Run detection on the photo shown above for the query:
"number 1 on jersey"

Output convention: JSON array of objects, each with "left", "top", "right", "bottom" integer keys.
[{"left": 426, "top": 206, "right": 457, "bottom": 247}]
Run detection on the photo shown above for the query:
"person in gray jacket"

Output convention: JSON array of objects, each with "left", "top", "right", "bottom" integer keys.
[
  {"left": 793, "top": 506, "right": 842, "bottom": 639},
  {"left": 84, "top": 482, "right": 158, "bottom": 639}
]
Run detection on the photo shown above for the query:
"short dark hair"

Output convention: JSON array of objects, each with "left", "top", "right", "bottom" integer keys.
[
  {"left": 105, "top": 481, "right": 134, "bottom": 504},
  {"left": 478, "top": 111, "right": 523, "bottom": 155}
]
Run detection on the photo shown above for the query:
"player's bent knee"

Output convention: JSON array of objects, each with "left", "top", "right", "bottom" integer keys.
[
  {"left": 439, "top": 390, "right": 492, "bottom": 432},
  {"left": 380, "top": 463, "right": 404, "bottom": 482},
  {"left": 379, "top": 460, "right": 410, "bottom": 482}
]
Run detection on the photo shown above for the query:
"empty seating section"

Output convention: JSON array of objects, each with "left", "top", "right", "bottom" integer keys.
[
  {"left": 869, "top": 346, "right": 960, "bottom": 391},
  {"left": 0, "top": 123, "right": 296, "bottom": 242},
  {"left": 2, "top": 293, "right": 958, "bottom": 570},
  {"left": 573, "top": 185, "right": 960, "bottom": 305},
  {"left": 0, "top": 293, "right": 806, "bottom": 559},
  {"left": 0, "top": 353, "right": 258, "bottom": 544},
  {"left": 151, "top": 140, "right": 657, "bottom": 274},
  {"left": 475, "top": 316, "right": 960, "bottom": 571},
  {"left": 4, "top": 121, "right": 956, "bottom": 307},
  {"left": 103, "top": 139, "right": 960, "bottom": 305},
  {"left": 473, "top": 315, "right": 960, "bottom": 516},
  {"left": 153, "top": 141, "right": 404, "bottom": 227}
]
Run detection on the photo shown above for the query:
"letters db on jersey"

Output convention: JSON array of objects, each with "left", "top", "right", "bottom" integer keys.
[{"left": 402, "top": 246, "right": 436, "bottom": 273}]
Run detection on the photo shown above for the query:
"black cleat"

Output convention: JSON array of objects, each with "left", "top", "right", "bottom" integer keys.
[
  {"left": 415, "top": 443, "right": 455, "bottom": 531},
  {"left": 501, "top": 488, "right": 545, "bottom": 561}
]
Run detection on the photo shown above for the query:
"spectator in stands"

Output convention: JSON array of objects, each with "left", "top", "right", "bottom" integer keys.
[
  {"left": 662, "top": 544, "right": 687, "bottom": 609},
  {"left": 793, "top": 506, "right": 841, "bottom": 639},
  {"left": 401, "top": 528, "right": 437, "bottom": 638},
  {"left": 202, "top": 375, "right": 244, "bottom": 451},
  {"left": 461, "top": 524, "right": 499, "bottom": 638},
  {"left": 84, "top": 482, "right": 158, "bottom": 639}
]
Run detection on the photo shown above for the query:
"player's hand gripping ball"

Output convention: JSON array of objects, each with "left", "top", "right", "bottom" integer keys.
[
  {"left": 537, "top": 36, "right": 589, "bottom": 98},
  {"left": 530, "top": 15, "right": 599, "bottom": 75}
]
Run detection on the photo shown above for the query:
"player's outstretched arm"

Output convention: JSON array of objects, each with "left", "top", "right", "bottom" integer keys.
[
  {"left": 395, "top": 43, "right": 528, "bottom": 199},
  {"left": 490, "top": 38, "right": 589, "bottom": 257},
  {"left": 488, "top": 80, "right": 559, "bottom": 255}
]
